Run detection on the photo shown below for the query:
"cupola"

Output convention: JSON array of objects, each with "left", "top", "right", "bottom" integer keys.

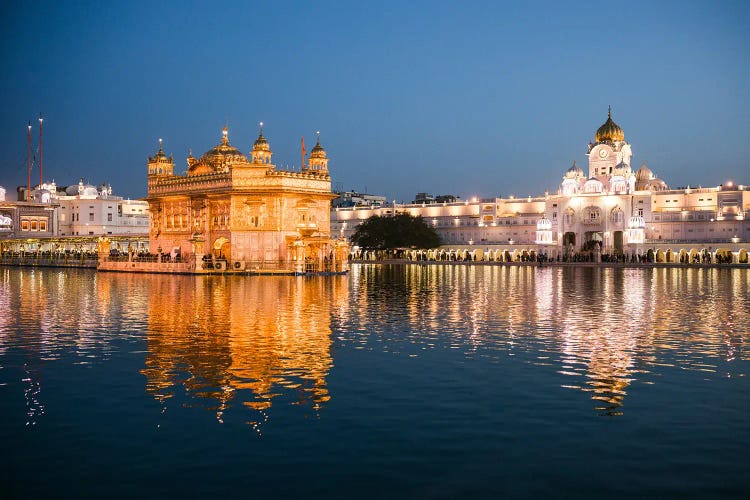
[
  {"left": 595, "top": 106, "right": 625, "bottom": 143},
  {"left": 251, "top": 122, "right": 273, "bottom": 164}
]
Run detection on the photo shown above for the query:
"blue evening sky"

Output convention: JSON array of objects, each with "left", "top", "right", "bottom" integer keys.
[{"left": 1, "top": 0, "right": 748, "bottom": 202}]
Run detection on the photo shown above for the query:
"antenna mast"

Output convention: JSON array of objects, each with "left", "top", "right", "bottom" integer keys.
[
  {"left": 27, "top": 122, "right": 31, "bottom": 201},
  {"left": 39, "top": 113, "right": 43, "bottom": 186}
]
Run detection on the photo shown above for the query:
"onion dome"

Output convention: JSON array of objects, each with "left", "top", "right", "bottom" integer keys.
[
  {"left": 635, "top": 162, "right": 653, "bottom": 181},
  {"left": 565, "top": 160, "right": 584, "bottom": 178},
  {"left": 310, "top": 132, "right": 327, "bottom": 158},
  {"left": 595, "top": 106, "right": 625, "bottom": 143},
  {"left": 190, "top": 127, "right": 248, "bottom": 174},
  {"left": 253, "top": 122, "right": 271, "bottom": 152}
]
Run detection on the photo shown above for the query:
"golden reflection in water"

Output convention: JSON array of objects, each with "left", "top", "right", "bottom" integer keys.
[
  {"left": 140, "top": 275, "right": 348, "bottom": 427},
  {"left": 349, "top": 264, "right": 749, "bottom": 416}
]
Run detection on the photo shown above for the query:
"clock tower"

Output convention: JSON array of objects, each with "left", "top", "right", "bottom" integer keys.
[{"left": 587, "top": 107, "right": 632, "bottom": 178}]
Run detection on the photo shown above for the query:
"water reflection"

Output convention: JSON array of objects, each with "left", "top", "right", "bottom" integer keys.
[
  {"left": 344, "top": 264, "right": 749, "bottom": 415},
  {"left": 141, "top": 275, "right": 348, "bottom": 429},
  {"left": 0, "top": 265, "right": 747, "bottom": 426}
]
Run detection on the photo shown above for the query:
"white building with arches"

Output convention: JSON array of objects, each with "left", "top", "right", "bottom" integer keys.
[{"left": 331, "top": 110, "right": 750, "bottom": 263}]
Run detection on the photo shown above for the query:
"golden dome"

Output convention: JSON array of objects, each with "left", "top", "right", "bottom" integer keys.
[
  {"left": 252, "top": 123, "right": 271, "bottom": 152},
  {"left": 188, "top": 127, "right": 248, "bottom": 175},
  {"left": 310, "top": 133, "right": 326, "bottom": 158},
  {"left": 149, "top": 138, "right": 171, "bottom": 162},
  {"left": 595, "top": 107, "right": 625, "bottom": 143}
]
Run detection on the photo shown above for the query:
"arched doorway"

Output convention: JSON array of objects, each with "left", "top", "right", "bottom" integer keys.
[
  {"left": 213, "top": 237, "right": 231, "bottom": 260},
  {"left": 739, "top": 249, "right": 748, "bottom": 264},
  {"left": 563, "top": 232, "right": 576, "bottom": 248},
  {"left": 666, "top": 249, "right": 673, "bottom": 263},
  {"left": 656, "top": 249, "right": 665, "bottom": 263},
  {"left": 613, "top": 231, "right": 624, "bottom": 254},
  {"left": 715, "top": 248, "right": 733, "bottom": 264}
]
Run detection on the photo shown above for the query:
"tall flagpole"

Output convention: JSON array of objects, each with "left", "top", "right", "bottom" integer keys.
[
  {"left": 27, "top": 121, "right": 32, "bottom": 201},
  {"left": 39, "top": 113, "right": 43, "bottom": 187},
  {"left": 301, "top": 136, "right": 306, "bottom": 171}
]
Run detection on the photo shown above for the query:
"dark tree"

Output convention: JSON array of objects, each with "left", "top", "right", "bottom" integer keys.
[{"left": 350, "top": 213, "right": 441, "bottom": 249}]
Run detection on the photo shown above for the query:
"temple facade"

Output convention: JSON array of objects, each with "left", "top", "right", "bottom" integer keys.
[
  {"left": 143, "top": 126, "right": 348, "bottom": 273},
  {"left": 332, "top": 110, "right": 749, "bottom": 263}
]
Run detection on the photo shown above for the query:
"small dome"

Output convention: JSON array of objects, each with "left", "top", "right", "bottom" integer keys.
[
  {"left": 565, "top": 160, "right": 584, "bottom": 178},
  {"left": 252, "top": 123, "right": 271, "bottom": 152},
  {"left": 595, "top": 107, "right": 625, "bottom": 143},
  {"left": 310, "top": 134, "right": 326, "bottom": 158},
  {"left": 635, "top": 163, "right": 653, "bottom": 181},
  {"left": 190, "top": 127, "right": 248, "bottom": 175}
]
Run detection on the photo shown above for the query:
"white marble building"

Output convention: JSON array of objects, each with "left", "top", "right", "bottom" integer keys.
[{"left": 331, "top": 110, "right": 749, "bottom": 262}]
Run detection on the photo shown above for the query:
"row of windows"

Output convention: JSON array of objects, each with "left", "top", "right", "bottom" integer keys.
[{"left": 21, "top": 219, "right": 48, "bottom": 232}]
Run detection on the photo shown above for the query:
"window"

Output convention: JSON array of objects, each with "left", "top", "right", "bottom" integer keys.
[
  {"left": 89, "top": 213, "right": 94, "bottom": 222},
  {"left": 107, "top": 213, "right": 113, "bottom": 222},
  {"left": 40, "top": 221, "right": 47, "bottom": 231}
]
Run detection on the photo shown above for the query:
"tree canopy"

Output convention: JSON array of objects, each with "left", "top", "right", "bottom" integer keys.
[{"left": 350, "top": 213, "right": 441, "bottom": 249}]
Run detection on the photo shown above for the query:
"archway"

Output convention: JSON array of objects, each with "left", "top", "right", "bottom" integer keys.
[
  {"left": 213, "top": 237, "right": 231, "bottom": 260},
  {"left": 715, "top": 248, "right": 733, "bottom": 264},
  {"left": 678, "top": 249, "right": 688, "bottom": 263},
  {"left": 613, "top": 231, "right": 623, "bottom": 254},
  {"left": 666, "top": 249, "right": 673, "bottom": 263},
  {"left": 739, "top": 249, "right": 748, "bottom": 264},
  {"left": 563, "top": 232, "right": 576, "bottom": 248},
  {"left": 688, "top": 249, "right": 699, "bottom": 263}
]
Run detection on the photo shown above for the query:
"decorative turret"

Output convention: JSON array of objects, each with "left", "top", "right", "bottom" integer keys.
[
  {"left": 148, "top": 138, "right": 174, "bottom": 177},
  {"left": 306, "top": 131, "right": 329, "bottom": 173},
  {"left": 251, "top": 122, "right": 273, "bottom": 164}
]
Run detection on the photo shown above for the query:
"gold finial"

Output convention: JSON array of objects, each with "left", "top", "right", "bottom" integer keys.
[
  {"left": 158, "top": 138, "right": 163, "bottom": 152},
  {"left": 316, "top": 130, "right": 320, "bottom": 143},
  {"left": 259, "top": 121, "right": 264, "bottom": 135},
  {"left": 608, "top": 105, "right": 612, "bottom": 118},
  {"left": 222, "top": 126, "right": 228, "bottom": 145}
]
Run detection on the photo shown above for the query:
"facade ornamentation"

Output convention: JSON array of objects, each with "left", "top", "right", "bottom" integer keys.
[
  {"left": 332, "top": 109, "right": 750, "bottom": 262},
  {"left": 145, "top": 124, "right": 348, "bottom": 272}
]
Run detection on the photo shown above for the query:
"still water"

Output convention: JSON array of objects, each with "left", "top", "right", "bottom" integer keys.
[{"left": 1, "top": 264, "right": 748, "bottom": 497}]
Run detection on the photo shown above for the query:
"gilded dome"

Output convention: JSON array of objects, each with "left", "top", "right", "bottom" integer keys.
[
  {"left": 595, "top": 107, "right": 625, "bottom": 143},
  {"left": 149, "top": 139, "right": 171, "bottom": 162},
  {"left": 252, "top": 123, "right": 271, "bottom": 152},
  {"left": 310, "top": 134, "right": 326, "bottom": 158},
  {"left": 189, "top": 127, "right": 248, "bottom": 175}
]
